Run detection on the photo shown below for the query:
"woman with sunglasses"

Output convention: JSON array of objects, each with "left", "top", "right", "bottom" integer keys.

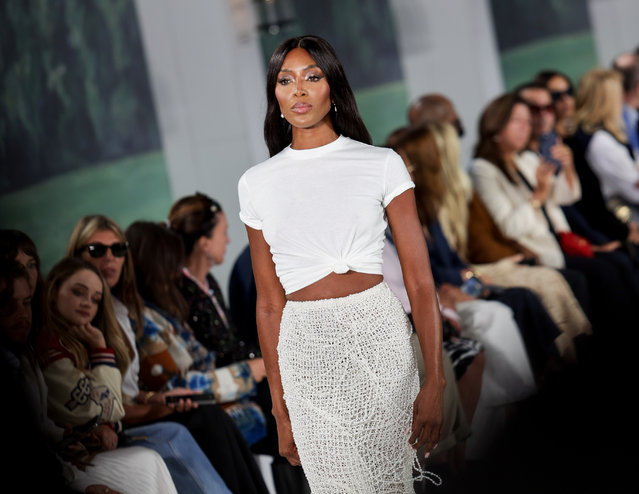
[
  {"left": 533, "top": 70, "right": 576, "bottom": 138},
  {"left": 67, "top": 214, "right": 270, "bottom": 494}
]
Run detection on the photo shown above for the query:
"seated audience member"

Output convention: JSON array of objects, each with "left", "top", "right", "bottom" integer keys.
[
  {"left": 66, "top": 215, "right": 270, "bottom": 494},
  {"left": 167, "top": 195, "right": 278, "bottom": 448},
  {"left": 1, "top": 260, "right": 82, "bottom": 493},
  {"left": 472, "top": 93, "right": 639, "bottom": 340},
  {"left": 386, "top": 123, "right": 538, "bottom": 458},
  {"left": 569, "top": 68, "right": 639, "bottom": 226},
  {"left": 37, "top": 257, "right": 208, "bottom": 493},
  {"left": 533, "top": 70, "right": 577, "bottom": 138},
  {"left": 125, "top": 221, "right": 274, "bottom": 449},
  {"left": 168, "top": 193, "right": 261, "bottom": 363}
]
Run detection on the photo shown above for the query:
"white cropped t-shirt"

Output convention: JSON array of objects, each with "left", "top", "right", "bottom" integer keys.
[{"left": 238, "top": 135, "right": 414, "bottom": 294}]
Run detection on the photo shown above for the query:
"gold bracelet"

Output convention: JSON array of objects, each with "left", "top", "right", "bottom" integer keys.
[{"left": 142, "top": 391, "right": 155, "bottom": 404}]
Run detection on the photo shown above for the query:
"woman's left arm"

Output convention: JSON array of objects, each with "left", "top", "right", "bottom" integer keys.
[
  {"left": 386, "top": 189, "right": 445, "bottom": 455},
  {"left": 551, "top": 141, "right": 582, "bottom": 204}
]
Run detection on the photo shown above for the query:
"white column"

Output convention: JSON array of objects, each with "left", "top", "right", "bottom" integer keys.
[
  {"left": 134, "top": 0, "right": 269, "bottom": 295},
  {"left": 587, "top": 0, "right": 639, "bottom": 67},
  {"left": 390, "top": 0, "right": 504, "bottom": 168}
]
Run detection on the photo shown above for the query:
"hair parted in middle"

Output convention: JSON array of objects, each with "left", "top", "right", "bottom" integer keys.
[
  {"left": 264, "top": 35, "right": 372, "bottom": 156},
  {"left": 474, "top": 92, "right": 523, "bottom": 184},
  {"left": 42, "top": 257, "right": 130, "bottom": 375}
]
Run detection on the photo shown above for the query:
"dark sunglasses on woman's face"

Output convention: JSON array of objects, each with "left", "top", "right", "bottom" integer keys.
[
  {"left": 550, "top": 88, "right": 573, "bottom": 101},
  {"left": 79, "top": 242, "right": 129, "bottom": 258},
  {"left": 527, "top": 103, "right": 554, "bottom": 115}
]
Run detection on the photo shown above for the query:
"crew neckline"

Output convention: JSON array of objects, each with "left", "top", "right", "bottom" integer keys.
[{"left": 285, "top": 135, "right": 347, "bottom": 159}]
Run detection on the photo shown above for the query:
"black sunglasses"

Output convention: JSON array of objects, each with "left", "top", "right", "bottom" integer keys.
[
  {"left": 527, "top": 103, "right": 554, "bottom": 115},
  {"left": 550, "top": 88, "right": 573, "bottom": 101},
  {"left": 79, "top": 242, "right": 129, "bottom": 258}
]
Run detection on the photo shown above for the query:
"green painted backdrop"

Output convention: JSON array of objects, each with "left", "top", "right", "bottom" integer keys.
[
  {"left": 0, "top": 0, "right": 171, "bottom": 274},
  {"left": 490, "top": 0, "right": 598, "bottom": 90}
]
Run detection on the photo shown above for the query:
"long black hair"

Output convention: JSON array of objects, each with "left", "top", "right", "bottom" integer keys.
[{"left": 264, "top": 35, "right": 371, "bottom": 156}]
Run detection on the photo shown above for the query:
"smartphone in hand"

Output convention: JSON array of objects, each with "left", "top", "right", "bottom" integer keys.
[
  {"left": 538, "top": 131, "right": 562, "bottom": 173},
  {"left": 165, "top": 392, "right": 216, "bottom": 406}
]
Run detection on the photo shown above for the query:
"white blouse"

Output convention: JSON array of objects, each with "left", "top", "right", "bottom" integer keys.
[
  {"left": 470, "top": 151, "right": 572, "bottom": 269},
  {"left": 238, "top": 136, "right": 414, "bottom": 294},
  {"left": 585, "top": 130, "right": 639, "bottom": 204}
]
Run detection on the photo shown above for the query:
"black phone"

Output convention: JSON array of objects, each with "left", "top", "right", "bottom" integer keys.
[
  {"left": 538, "top": 131, "right": 562, "bottom": 172},
  {"left": 165, "top": 392, "right": 216, "bottom": 406},
  {"left": 517, "top": 257, "right": 537, "bottom": 266}
]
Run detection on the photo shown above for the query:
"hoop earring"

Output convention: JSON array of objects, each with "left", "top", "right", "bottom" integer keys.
[{"left": 280, "top": 113, "right": 284, "bottom": 118}]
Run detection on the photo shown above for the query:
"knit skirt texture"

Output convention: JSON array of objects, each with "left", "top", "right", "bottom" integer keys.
[{"left": 278, "top": 282, "right": 421, "bottom": 493}]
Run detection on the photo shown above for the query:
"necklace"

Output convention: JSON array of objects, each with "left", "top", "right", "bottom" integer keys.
[{"left": 182, "top": 267, "right": 230, "bottom": 329}]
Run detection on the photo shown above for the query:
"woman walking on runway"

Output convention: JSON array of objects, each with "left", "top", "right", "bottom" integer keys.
[{"left": 238, "top": 35, "right": 444, "bottom": 493}]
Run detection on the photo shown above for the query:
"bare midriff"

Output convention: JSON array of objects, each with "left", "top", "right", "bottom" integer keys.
[{"left": 286, "top": 271, "right": 383, "bottom": 302}]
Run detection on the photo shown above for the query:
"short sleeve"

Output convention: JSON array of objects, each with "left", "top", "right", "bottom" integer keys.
[
  {"left": 382, "top": 150, "right": 415, "bottom": 207},
  {"left": 238, "top": 173, "right": 263, "bottom": 230}
]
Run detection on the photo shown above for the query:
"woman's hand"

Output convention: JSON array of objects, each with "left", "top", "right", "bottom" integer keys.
[
  {"left": 438, "top": 284, "right": 475, "bottom": 310},
  {"left": 410, "top": 377, "right": 445, "bottom": 456},
  {"left": 591, "top": 240, "right": 622, "bottom": 253},
  {"left": 533, "top": 160, "right": 556, "bottom": 203},
  {"left": 92, "top": 424, "right": 118, "bottom": 451},
  {"left": 69, "top": 323, "right": 106, "bottom": 349},
  {"left": 247, "top": 358, "right": 267, "bottom": 383},
  {"left": 274, "top": 413, "right": 301, "bottom": 466},
  {"left": 162, "top": 388, "right": 200, "bottom": 413}
]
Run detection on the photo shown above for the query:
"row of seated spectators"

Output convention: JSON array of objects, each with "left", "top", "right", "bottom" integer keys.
[
  {"left": 0, "top": 194, "right": 311, "bottom": 493},
  {"left": 373, "top": 49, "right": 639, "bottom": 489}
]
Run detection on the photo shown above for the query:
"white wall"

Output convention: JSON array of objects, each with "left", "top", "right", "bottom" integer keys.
[
  {"left": 135, "top": 0, "right": 638, "bottom": 295},
  {"left": 587, "top": 0, "right": 639, "bottom": 67},
  {"left": 135, "top": 0, "right": 268, "bottom": 295},
  {"left": 390, "top": 0, "right": 503, "bottom": 169}
]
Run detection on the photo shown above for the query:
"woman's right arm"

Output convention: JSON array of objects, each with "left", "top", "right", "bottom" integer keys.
[
  {"left": 42, "top": 348, "right": 125, "bottom": 428},
  {"left": 246, "top": 226, "right": 300, "bottom": 465},
  {"left": 471, "top": 159, "right": 546, "bottom": 239}
]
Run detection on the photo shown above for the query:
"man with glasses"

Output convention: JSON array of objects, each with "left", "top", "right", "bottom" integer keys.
[{"left": 515, "top": 82, "right": 573, "bottom": 176}]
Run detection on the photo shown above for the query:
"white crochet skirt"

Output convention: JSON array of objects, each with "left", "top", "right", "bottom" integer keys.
[{"left": 278, "top": 282, "right": 424, "bottom": 493}]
